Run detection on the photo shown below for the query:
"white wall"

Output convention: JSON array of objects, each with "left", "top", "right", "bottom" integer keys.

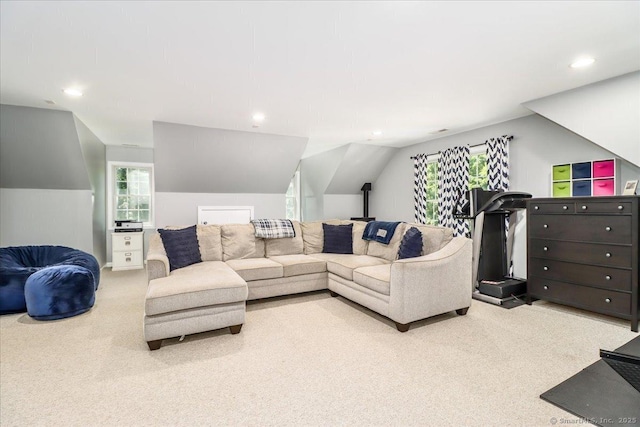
[
  {"left": 0, "top": 188, "right": 93, "bottom": 253},
  {"left": 155, "top": 192, "right": 286, "bottom": 227},
  {"left": 323, "top": 194, "right": 363, "bottom": 220},
  {"left": 524, "top": 71, "right": 640, "bottom": 167}
]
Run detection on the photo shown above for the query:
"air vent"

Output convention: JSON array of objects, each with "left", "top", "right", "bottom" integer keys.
[{"left": 44, "top": 100, "right": 56, "bottom": 105}]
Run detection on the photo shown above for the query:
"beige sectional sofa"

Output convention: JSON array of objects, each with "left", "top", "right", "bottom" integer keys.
[{"left": 145, "top": 220, "right": 472, "bottom": 350}]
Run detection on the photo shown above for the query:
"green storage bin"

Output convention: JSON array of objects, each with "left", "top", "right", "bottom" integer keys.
[
  {"left": 552, "top": 164, "right": 571, "bottom": 181},
  {"left": 553, "top": 181, "right": 571, "bottom": 197}
]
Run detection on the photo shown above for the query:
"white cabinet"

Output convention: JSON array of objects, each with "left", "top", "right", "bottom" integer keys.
[{"left": 112, "top": 232, "right": 144, "bottom": 271}]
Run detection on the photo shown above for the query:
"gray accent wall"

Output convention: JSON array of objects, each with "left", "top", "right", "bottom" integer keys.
[
  {"left": 0, "top": 105, "right": 90, "bottom": 190},
  {"left": 0, "top": 104, "right": 102, "bottom": 258},
  {"left": 153, "top": 121, "right": 308, "bottom": 193},
  {"left": 75, "top": 116, "right": 107, "bottom": 266},
  {"left": 523, "top": 71, "right": 640, "bottom": 167}
]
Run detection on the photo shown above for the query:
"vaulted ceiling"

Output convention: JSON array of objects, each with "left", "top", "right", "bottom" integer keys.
[{"left": 1, "top": 1, "right": 638, "bottom": 157}]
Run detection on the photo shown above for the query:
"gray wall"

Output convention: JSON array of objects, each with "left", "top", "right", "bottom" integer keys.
[
  {"left": 371, "top": 113, "right": 640, "bottom": 278},
  {"left": 153, "top": 121, "right": 308, "bottom": 193},
  {"left": 75, "top": 116, "right": 107, "bottom": 266},
  {"left": 325, "top": 144, "right": 398, "bottom": 194},
  {"left": 0, "top": 105, "right": 95, "bottom": 255},
  {"left": 524, "top": 71, "right": 640, "bottom": 167},
  {"left": 300, "top": 146, "right": 347, "bottom": 221}
]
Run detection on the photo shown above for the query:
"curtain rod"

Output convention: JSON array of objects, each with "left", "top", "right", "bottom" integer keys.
[{"left": 409, "top": 135, "right": 513, "bottom": 160}]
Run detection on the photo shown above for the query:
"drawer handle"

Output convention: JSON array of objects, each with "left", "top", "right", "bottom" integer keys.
[
  {"left": 605, "top": 298, "right": 611, "bottom": 303},
  {"left": 543, "top": 246, "right": 548, "bottom": 251},
  {"left": 125, "top": 236, "right": 131, "bottom": 240},
  {"left": 125, "top": 252, "right": 132, "bottom": 256},
  {"left": 543, "top": 224, "right": 548, "bottom": 229},
  {"left": 605, "top": 226, "right": 611, "bottom": 231},
  {"left": 617, "top": 205, "right": 624, "bottom": 211},
  {"left": 605, "top": 252, "right": 611, "bottom": 258},
  {"left": 562, "top": 205, "right": 568, "bottom": 210},
  {"left": 581, "top": 205, "right": 587, "bottom": 210},
  {"left": 605, "top": 275, "right": 611, "bottom": 280},
  {"left": 543, "top": 266, "right": 549, "bottom": 271},
  {"left": 543, "top": 285, "right": 549, "bottom": 290},
  {"left": 534, "top": 206, "right": 539, "bottom": 210}
]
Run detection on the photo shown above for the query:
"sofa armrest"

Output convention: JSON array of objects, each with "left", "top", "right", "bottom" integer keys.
[
  {"left": 147, "top": 233, "right": 170, "bottom": 281},
  {"left": 388, "top": 236, "right": 472, "bottom": 324}
]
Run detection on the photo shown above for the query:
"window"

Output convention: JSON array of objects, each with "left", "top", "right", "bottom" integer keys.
[
  {"left": 424, "top": 146, "right": 488, "bottom": 225},
  {"left": 107, "top": 162, "right": 154, "bottom": 228},
  {"left": 285, "top": 169, "right": 300, "bottom": 221}
]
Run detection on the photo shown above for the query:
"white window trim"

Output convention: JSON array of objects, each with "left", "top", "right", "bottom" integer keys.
[
  {"left": 286, "top": 169, "right": 301, "bottom": 221},
  {"left": 107, "top": 161, "right": 155, "bottom": 230}
]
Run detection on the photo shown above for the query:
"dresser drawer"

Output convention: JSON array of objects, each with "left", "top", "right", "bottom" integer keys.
[
  {"left": 112, "top": 250, "right": 143, "bottom": 270},
  {"left": 528, "top": 214, "right": 632, "bottom": 244},
  {"left": 112, "top": 234, "right": 143, "bottom": 251},
  {"left": 528, "top": 277, "right": 630, "bottom": 317},
  {"left": 529, "top": 239, "right": 632, "bottom": 268},
  {"left": 573, "top": 201, "right": 632, "bottom": 214},
  {"left": 529, "top": 258, "right": 631, "bottom": 291},
  {"left": 529, "top": 202, "right": 575, "bottom": 214}
]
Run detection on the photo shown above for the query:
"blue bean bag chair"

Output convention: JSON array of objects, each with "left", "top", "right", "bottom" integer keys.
[{"left": 0, "top": 246, "right": 100, "bottom": 317}]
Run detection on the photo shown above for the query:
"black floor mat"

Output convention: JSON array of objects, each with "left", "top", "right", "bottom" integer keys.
[{"left": 540, "top": 336, "right": 640, "bottom": 426}]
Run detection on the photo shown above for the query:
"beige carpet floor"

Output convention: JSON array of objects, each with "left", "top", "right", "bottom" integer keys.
[{"left": 1, "top": 267, "right": 636, "bottom": 426}]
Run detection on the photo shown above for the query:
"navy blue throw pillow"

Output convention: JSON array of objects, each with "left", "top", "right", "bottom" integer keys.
[
  {"left": 398, "top": 227, "right": 423, "bottom": 259},
  {"left": 158, "top": 225, "right": 202, "bottom": 271},
  {"left": 322, "top": 223, "right": 353, "bottom": 254}
]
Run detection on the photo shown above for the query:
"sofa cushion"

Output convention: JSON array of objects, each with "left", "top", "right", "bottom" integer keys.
[
  {"left": 310, "top": 253, "right": 389, "bottom": 281},
  {"left": 264, "top": 221, "right": 304, "bottom": 256},
  {"left": 300, "top": 219, "right": 341, "bottom": 254},
  {"left": 366, "top": 222, "right": 407, "bottom": 262},
  {"left": 350, "top": 221, "right": 369, "bottom": 255},
  {"left": 158, "top": 225, "right": 202, "bottom": 271},
  {"left": 268, "top": 254, "right": 327, "bottom": 277},
  {"left": 221, "top": 223, "right": 265, "bottom": 261},
  {"left": 225, "top": 258, "right": 283, "bottom": 282},
  {"left": 406, "top": 223, "right": 454, "bottom": 255},
  {"left": 353, "top": 264, "right": 391, "bottom": 296},
  {"left": 197, "top": 224, "right": 223, "bottom": 261},
  {"left": 398, "top": 227, "right": 423, "bottom": 259},
  {"left": 322, "top": 223, "right": 353, "bottom": 254},
  {"left": 145, "top": 261, "right": 247, "bottom": 316}
]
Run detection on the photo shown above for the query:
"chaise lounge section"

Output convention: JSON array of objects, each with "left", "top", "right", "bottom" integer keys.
[{"left": 145, "top": 220, "right": 472, "bottom": 350}]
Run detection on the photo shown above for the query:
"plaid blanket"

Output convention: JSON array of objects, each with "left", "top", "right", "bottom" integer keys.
[{"left": 251, "top": 219, "right": 296, "bottom": 239}]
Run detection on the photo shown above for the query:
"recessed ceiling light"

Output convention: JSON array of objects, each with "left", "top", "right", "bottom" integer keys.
[
  {"left": 570, "top": 57, "right": 595, "bottom": 68},
  {"left": 372, "top": 130, "right": 382, "bottom": 136},
  {"left": 252, "top": 113, "right": 265, "bottom": 122},
  {"left": 63, "top": 88, "right": 83, "bottom": 97}
]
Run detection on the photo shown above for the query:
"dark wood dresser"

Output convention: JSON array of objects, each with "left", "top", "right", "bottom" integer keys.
[{"left": 526, "top": 196, "right": 639, "bottom": 332}]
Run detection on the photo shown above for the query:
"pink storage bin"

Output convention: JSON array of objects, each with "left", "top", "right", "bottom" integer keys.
[
  {"left": 593, "top": 178, "right": 615, "bottom": 196},
  {"left": 593, "top": 160, "right": 614, "bottom": 178}
]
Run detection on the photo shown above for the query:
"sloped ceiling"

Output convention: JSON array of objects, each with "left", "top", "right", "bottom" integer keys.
[
  {"left": 0, "top": 104, "right": 90, "bottom": 190},
  {"left": 154, "top": 121, "right": 308, "bottom": 193},
  {"left": 523, "top": 72, "right": 640, "bottom": 167},
  {"left": 325, "top": 144, "right": 398, "bottom": 194}
]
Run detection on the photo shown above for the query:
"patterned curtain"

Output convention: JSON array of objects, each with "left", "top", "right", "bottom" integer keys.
[
  {"left": 413, "top": 154, "right": 428, "bottom": 224},
  {"left": 486, "top": 135, "right": 510, "bottom": 191},
  {"left": 437, "top": 146, "right": 470, "bottom": 237}
]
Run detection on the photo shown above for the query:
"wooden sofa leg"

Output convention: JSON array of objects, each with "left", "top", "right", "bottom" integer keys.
[
  {"left": 329, "top": 291, "right": 339, "bottom": 297},
  {"left": 147, "top": 340, "right": 162, "bottom": 351},
  {"left": 395, "top": 322, "right": 410, "bottom": 332},
  {"left": 229, "top": 324, "right": 243, "bottom": 334},
  {"left": 456, "top": 307, "right": 469, "bottom": 315}
]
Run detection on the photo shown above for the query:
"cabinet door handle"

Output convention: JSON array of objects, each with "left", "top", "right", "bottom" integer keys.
[
  {"left": 125, "top": 252, "right": 132, "bottom": 256},
  {"left": 543, "top": 246, "right": 548, "bottom": 251},
  {"left": 125, "top": 241, "right": 131, "bottom": 246},
  {"left": 543, "top": 285, "right": 549, "bottom": 290},
  {"left": 617, "top": 205, "right": 624, "bottom": 211},
  {"left": 543, "top": 224, "right": 548, "bottom": 229},
  {"left": 543, "top": 266, "right": 549, "bottom": 271},
  {"left": 126, "top": 257, "right": 131, "bottom": 262},
  {"left": 605, "top": 298, "right": 611, "bottom": 303},
  {"left": 562, "top": 205, "right": 568, "bottom": 210},
  {"left": 534, "top": 206, "right": 539, "bottom": 210},
  {"left": 605, "top": 252, "right": 611, "bottom": 258},
  {"left": 581, "top": 205, "right": 588, "bottom": 210},
  {"left": 125, "top": 236, "right": 131, "bottom": 240},
  {"left": 605, "top": 275, "right": 611, "bottom": 280},
  {"left": 605, "top": 226, "right": 612, "bottom": 231}
]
